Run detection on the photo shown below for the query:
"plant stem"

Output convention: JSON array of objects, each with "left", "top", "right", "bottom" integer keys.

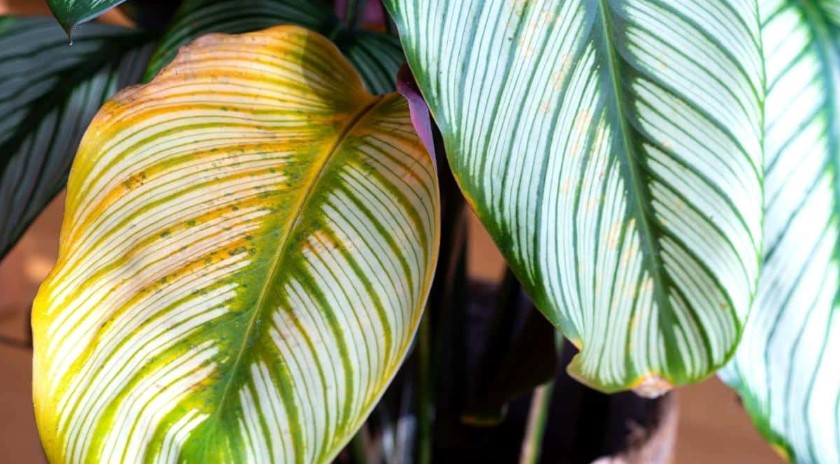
[
  {"left": 417, "top": 306, "right": 433, "bottom": 464},
  {"left": 349, "top": 424, "right": 369, "bottom": 464},
  {"left": 518, "top": 381, "right": 554, "bottom": 464},
  {"left": 345, "top": 0, "right": 369, "bottom": 31}
]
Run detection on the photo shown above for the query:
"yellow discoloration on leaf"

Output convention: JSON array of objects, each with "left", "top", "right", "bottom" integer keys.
[
  {"left": 33, "top": 25, "right": 439, "bottom": 464},
  {"left": 631, "top": 374, "right": 673, "bottom": 398},
  {"left": 770, "top": 443, "right": 792, "bottom": 463},
  {"left": 606, "top": 222, "right": 622, "bottom": 249}
]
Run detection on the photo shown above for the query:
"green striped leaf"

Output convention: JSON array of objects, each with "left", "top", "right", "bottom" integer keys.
[
  {"left": 336, "top": 30, "right": 405, "bottom": 96},
  {"left": 143, "top": 0, "right": 404, "bottom": 95},
  {"left": 32, "top": 25, "right": 439, "bottom": 463},
  {"left": 385, "top": 0, "right": 765, "bottom": 394},
  {"left": 720, "top": 1, "right": 840, "bottom": 462},
  {"left": 47, "top": 0, "right": 126, "bottom": 32},
  {"left": 0, "top": 17, "right": 152, "bottom": 260}
]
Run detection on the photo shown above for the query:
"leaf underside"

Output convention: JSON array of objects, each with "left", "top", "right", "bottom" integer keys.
[
  {"left": 385, "top": 0, "right": 765, "bottom": 394},
  {"left": 721, "top": 1, "right": 840, "bottom": 462},
  {"left": 32, "top": 26, "right": 439, "bottom": 463},
  {"left": 0, "top": 17, "right": 152, "bottom": 260}
]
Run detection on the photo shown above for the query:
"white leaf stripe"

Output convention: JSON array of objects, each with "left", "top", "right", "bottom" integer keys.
[
  {"left": 720, "top": 1, "right": 840, "bottom": 462},
  {"left": 385, "top": 0, "right": 763, "bottom": 393},
  {"left": 0, "top": 17, "right": 152, "bottom": 259},
  {"left": 33, "top": 26, "right": 439, "bottom": 463}
]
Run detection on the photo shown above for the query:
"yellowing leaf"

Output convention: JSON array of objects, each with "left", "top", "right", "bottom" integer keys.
[{"left": 32, "top": 25, "right": 439, "bottom": 463}]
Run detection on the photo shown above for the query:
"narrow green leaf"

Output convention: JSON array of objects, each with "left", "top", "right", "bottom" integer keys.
[
  {"left": 385, "top": 0, "right": 765, "bottom": 394},
  {"left": 46, "top": 0, "right": 127, "bottom": 33},
  {"left": 336, "top": 30, "right": 404, "bottom": 95},
  {"left": 143, "top": 0, "right": 404, "bottom": 95},
  {"left": 32, "top": 26, "right": 439, "bottom": 463},
  {"left": 519, "top": 382, "right": 554, "bottom": 464},
  {"left": 0, "top": 17, "right": 152, "bottom": 260},
  {"left": 721, "top": 1, "right": 840, "bottom": 462}
]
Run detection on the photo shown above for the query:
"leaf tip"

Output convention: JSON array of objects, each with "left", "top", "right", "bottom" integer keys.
[
  {"left": 769, "top": 442, "right": 793, "bottom": 463},
  {"left": 45, "top": 1, "right": 73, "bottom": 35},
  {"left": 631, "top": 375, "right": 673, "bottom": 398}
]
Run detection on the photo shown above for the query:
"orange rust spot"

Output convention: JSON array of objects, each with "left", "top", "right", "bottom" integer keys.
[
  {"left": 606, "top": 222, "right": 622, "bottom": 249},
  {"left": 539, "top": 101, "right": 552, "bottom": 114},
  {"left": 561, "top": 179, "right": 573, "bottom": 194},
  {"left": 540, "top": 10, "right": 555, "bottom": 26},
  {"left": 551, "top": 70, "right": 566, "bottom": 90},
  {"left": 574, "top": 111, "right": 593, "bottom": 136}
]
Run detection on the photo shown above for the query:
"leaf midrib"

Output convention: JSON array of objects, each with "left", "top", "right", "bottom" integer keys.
[
  {"left": 595, "top": 2, "right": 674, "bottom": 335},
  {"left": 203, "top": 95, "right": 382, "bottom": 459}
]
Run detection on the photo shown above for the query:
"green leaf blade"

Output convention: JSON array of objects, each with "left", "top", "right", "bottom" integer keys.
[
  {"left": 0, "top": 16, "right": 152, "bottom": 260},
  {"left": 337, "top": 30, "right": 404, "bottom": 95},
  {"left": 46, "top": 0, "right": 127, "bottom": 32},
  {"left": 721, "top": 1, "right": 840, "bottom": 462},
  {"left": 32, "top": 26, "right": 439, "bottom": 463},
  {"left": 386, "top": 0, "right": 765, "bottom": 394}
]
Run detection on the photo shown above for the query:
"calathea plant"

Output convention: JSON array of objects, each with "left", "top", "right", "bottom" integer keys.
[{"left": 0, "top": 0, "right": 836, "bottom": 462}]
